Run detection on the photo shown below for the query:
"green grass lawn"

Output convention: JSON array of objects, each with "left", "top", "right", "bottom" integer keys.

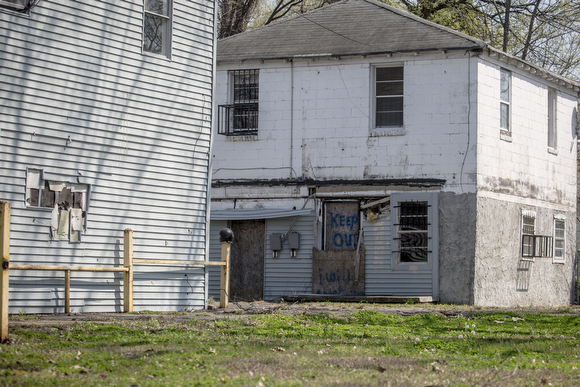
[{"left": 2, "top": 306, "right": 580, "bottom": 386}]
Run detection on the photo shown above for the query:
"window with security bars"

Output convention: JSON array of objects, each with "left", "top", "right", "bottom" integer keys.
[
  {"left": 375, "top": 67, "right": 403, "bottom": 128},
  {"left": 218, "top": 70, "right": 259, "bottom": 135},
  {"left": 521, "top": 213, "right": 553, "bottom": 258},
  {"left": 396, "top": 201, "right": 429, "bottom": 262}
]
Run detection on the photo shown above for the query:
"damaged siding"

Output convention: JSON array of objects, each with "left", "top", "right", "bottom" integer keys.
[{"left": 0, "top": 0, "right": 215, "bottom": 312}]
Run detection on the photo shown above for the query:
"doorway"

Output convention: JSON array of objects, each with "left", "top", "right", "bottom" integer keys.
[{"left": 229, "top": 219, "right": 265, "bottom": 301}]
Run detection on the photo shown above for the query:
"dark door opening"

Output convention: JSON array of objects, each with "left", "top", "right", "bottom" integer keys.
[{"left": 229, "top": 219, "right": 265, "bottom": 301}]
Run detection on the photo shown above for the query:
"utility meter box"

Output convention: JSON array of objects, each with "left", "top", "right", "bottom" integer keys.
[
  {"left": 288, "top": 232, "right": 300, "bottom": 250},
  {"left": 270, "top": 234, "right": 282, "bottom": 251}
]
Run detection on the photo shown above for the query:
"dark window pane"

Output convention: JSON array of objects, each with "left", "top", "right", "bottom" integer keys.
[
  {"left": 376, "top": 97, "right": 403, "bottom": 111},
  {"left": 145, "top": 0, "right": 168, "bottom": 15},
  {"left": 376, "top": 112, "right": 403, "bottom": 127},
  {"left": 29, "top": 188, "right": 39, "bottom": 206},
  {"left": 377, "top": 67, "right": 403, "bottom": 81},
  {"left": 500, "top": 103, "right": 509, "bottom": 130},
  {"left": 376, "top": 82, "right": 403, "bottom": 96},
  {"left": 143, "top": 14, "right": 165, "bottom": 54},
  {"left": 40, "top": 189, "right": 55, "bottom": 208}
]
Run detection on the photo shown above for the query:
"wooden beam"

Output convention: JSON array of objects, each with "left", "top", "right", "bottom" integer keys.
[
  {"left": 64, "top": 270, "right": 70, "bottom": 314},
  {"left": 123, "top": 229, "right": 133, "bottom": 313},
  {"left": 0, "top": 201, "right": 10, "bottom": 343},
  {"left": 220, "top": 242, "right": 231, "bottom": 309},
  {"left": 133, "top": 259, "right": 225, "bottom": 266},
  {"left": 9, "top": 265, "right": 128, "bottom": 272}
]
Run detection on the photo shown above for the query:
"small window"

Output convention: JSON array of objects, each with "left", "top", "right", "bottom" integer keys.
[
  {"left": 374, "top": 67, "right": 403, "bottom": 128},
  {"left": 397, "top": 201, "right": 429, "bottom": 262},
  {"left": 218, "top": 70, "right": 259, "bottom": 136},
  {"left": 143, "top": 0, "right": 171, "bottom": 57},
  {"left": 500, "top": 69, "right": 511, "bottom": 132},
  {"left": 0, "top": 0, "right": 28, "bottom": 12},
  {"left": 548, "top": 88, "right": 557, "bottom": 149},
  {"left": 553, "top": 219, "right": 565, "bottom": 263}
]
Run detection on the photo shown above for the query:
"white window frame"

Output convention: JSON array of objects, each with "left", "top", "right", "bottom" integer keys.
[
  {"left": 372, "top": 65, "right": 404, "bottom": 131},
  {"left": 547, "top": 88, "right": 557, "bottom": 150},
  {"left": 143, "top": 0, "right": 172, "bottom": 58},
  {"left": 553, "top": 216, "right": 565, "bottom": 264},
  {"left": 500, "top": 68, "right": 511, "bottom": 134}
]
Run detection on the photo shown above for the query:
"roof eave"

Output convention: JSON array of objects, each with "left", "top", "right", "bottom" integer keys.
[
  {"left": 216, "top": 45, "right": 485, "bottom": 64},
  {"left": 486, "top": 46, "right": 580, "bottom": 94}
]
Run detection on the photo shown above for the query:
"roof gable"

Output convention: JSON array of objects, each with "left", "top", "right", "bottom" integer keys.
[{"left": 217, "top": 0, "right": 486, "bottom": 62}]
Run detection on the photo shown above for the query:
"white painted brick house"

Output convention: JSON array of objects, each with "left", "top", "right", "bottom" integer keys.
[
  {"left": 210, "top": 0, "right": 579, "bottom": 306},
  {"left": 1, "top": 0, "right": 215, "bottom": 312}
]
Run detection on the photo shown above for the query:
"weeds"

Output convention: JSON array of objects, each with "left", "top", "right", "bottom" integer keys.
[{"left": 2, "top": 308, "right": 580, "bottom": 386}]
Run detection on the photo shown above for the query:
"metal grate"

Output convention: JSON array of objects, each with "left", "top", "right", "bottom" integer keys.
[
  {"left": 522, "top": 235, "right": 553, "bottom": 258},
  {"left": 218, "top": 70, "right": 259, "bottom": 136},
  {"left": 397, "top": 201, "right": 429, "bottom": 262}
]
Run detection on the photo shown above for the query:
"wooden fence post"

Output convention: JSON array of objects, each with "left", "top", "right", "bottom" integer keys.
[
  {"left": 64, "top": 270, "right": 70, "bottom": 314},
  {"left": 123, "top": 229, "right": 133, "bottom": 313},
  {"left": 1, "top": 201, "right": 10, "bottom": 342},
  {"left": 220, "top": 242, "right": 231, "bottom": 309},
  {"left": 218, "top": 228, "right": 234, "bottom": 309}
]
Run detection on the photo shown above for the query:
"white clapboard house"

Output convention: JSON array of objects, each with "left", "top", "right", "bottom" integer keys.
[
  {"left": 209, "top": 0, "right": 579, "bottom": 307},
  {"left": 1, "top": 0, "right": 215, "bottom": 312}
]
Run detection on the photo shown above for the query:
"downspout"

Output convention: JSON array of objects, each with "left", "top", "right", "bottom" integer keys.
[
  {"left": 203, "top": 0, "right": 220, "bottom": 310},
  {"left": 290, "top": 60, "right": 294, "bottom": 179}
]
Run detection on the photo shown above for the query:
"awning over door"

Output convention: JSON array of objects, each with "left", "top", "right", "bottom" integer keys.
[{"left": 211, "top": 208, "right": 313, "bottom": 220}]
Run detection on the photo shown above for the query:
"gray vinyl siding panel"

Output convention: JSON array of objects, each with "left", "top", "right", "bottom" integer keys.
[
  {"left": 208, "top": 220, "right": 227, "bottom": 301},
  {"left": 363, "top": 217, "right": 433, "bottom": 295},
  {"left": 264, "top": 213, "right": 316, "bottom": 300},
  {"left": 1, "top": 0, "right": 215, "bottom": 313}
]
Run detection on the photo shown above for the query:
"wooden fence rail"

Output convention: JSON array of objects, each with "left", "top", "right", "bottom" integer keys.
[{"left": 0, "top": 200, "right": 232, "bottom": 343}]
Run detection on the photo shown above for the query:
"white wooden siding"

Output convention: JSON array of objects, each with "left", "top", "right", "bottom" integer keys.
[{"left": 0, "top": 0, "right": 215, "bottom": 313}]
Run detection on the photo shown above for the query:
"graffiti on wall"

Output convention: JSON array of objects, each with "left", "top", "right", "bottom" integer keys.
[
  {"left": 312, "top": 247, "right": 365, "bottom": 296},
  {"left": 325, "top": 202, "right": 360, "bottom": 251}
]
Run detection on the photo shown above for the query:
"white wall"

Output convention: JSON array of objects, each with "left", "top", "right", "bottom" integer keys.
[
  {"left": 476, "top": 58, "right": 578, "bottom": 210},
  {"left": 212, "top": 52, "right": 478, "bottom": 195},
  {"left": 0, "top": 0, "right": 215, "bottom": 312}
]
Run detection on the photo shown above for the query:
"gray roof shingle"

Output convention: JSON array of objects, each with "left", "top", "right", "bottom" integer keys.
[{"left": 217, "top": 0, "right": 487, "bottom": 62}]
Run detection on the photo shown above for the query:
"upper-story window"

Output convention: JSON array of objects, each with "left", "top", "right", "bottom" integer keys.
[
  {"left": 547, "top": 88, "right": 557, "bottom": 149},
  {"left": 374, "top": 66, "right": 404, "bottom": 128},
  {"left": 218, "top": 70, "right": 259, "bottom": 136},
  {"left": 143, "top": 0, "right": 172, "bottom": 58},
  {"left": 0, "top": 0, "right": 29, "bottom": 12},
  {"left": 500, "top": 69, "right": 511, "bottom": 133}
]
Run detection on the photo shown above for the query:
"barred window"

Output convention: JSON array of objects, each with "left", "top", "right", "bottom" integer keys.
[
  {"left": 218, "top": 70, "right": 259, "bottom": 136},
  {"left": 521, "top": 212, "right": 553, "bottom": 258},
  {"left": 397, "top": 201, "right": 429, "bottom": 262}
]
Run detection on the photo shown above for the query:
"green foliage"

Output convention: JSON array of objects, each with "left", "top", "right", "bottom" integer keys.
[{"left": 2, "top": 309, "right": 580, "bottom": 386}]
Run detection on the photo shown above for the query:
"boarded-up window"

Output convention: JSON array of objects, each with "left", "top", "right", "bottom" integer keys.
[
  {"left": 324, "top": 201, "right": 359, "bottom": 251},
  {"left": 25, "top": 168, "right": 89, "bottom": 243}
]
